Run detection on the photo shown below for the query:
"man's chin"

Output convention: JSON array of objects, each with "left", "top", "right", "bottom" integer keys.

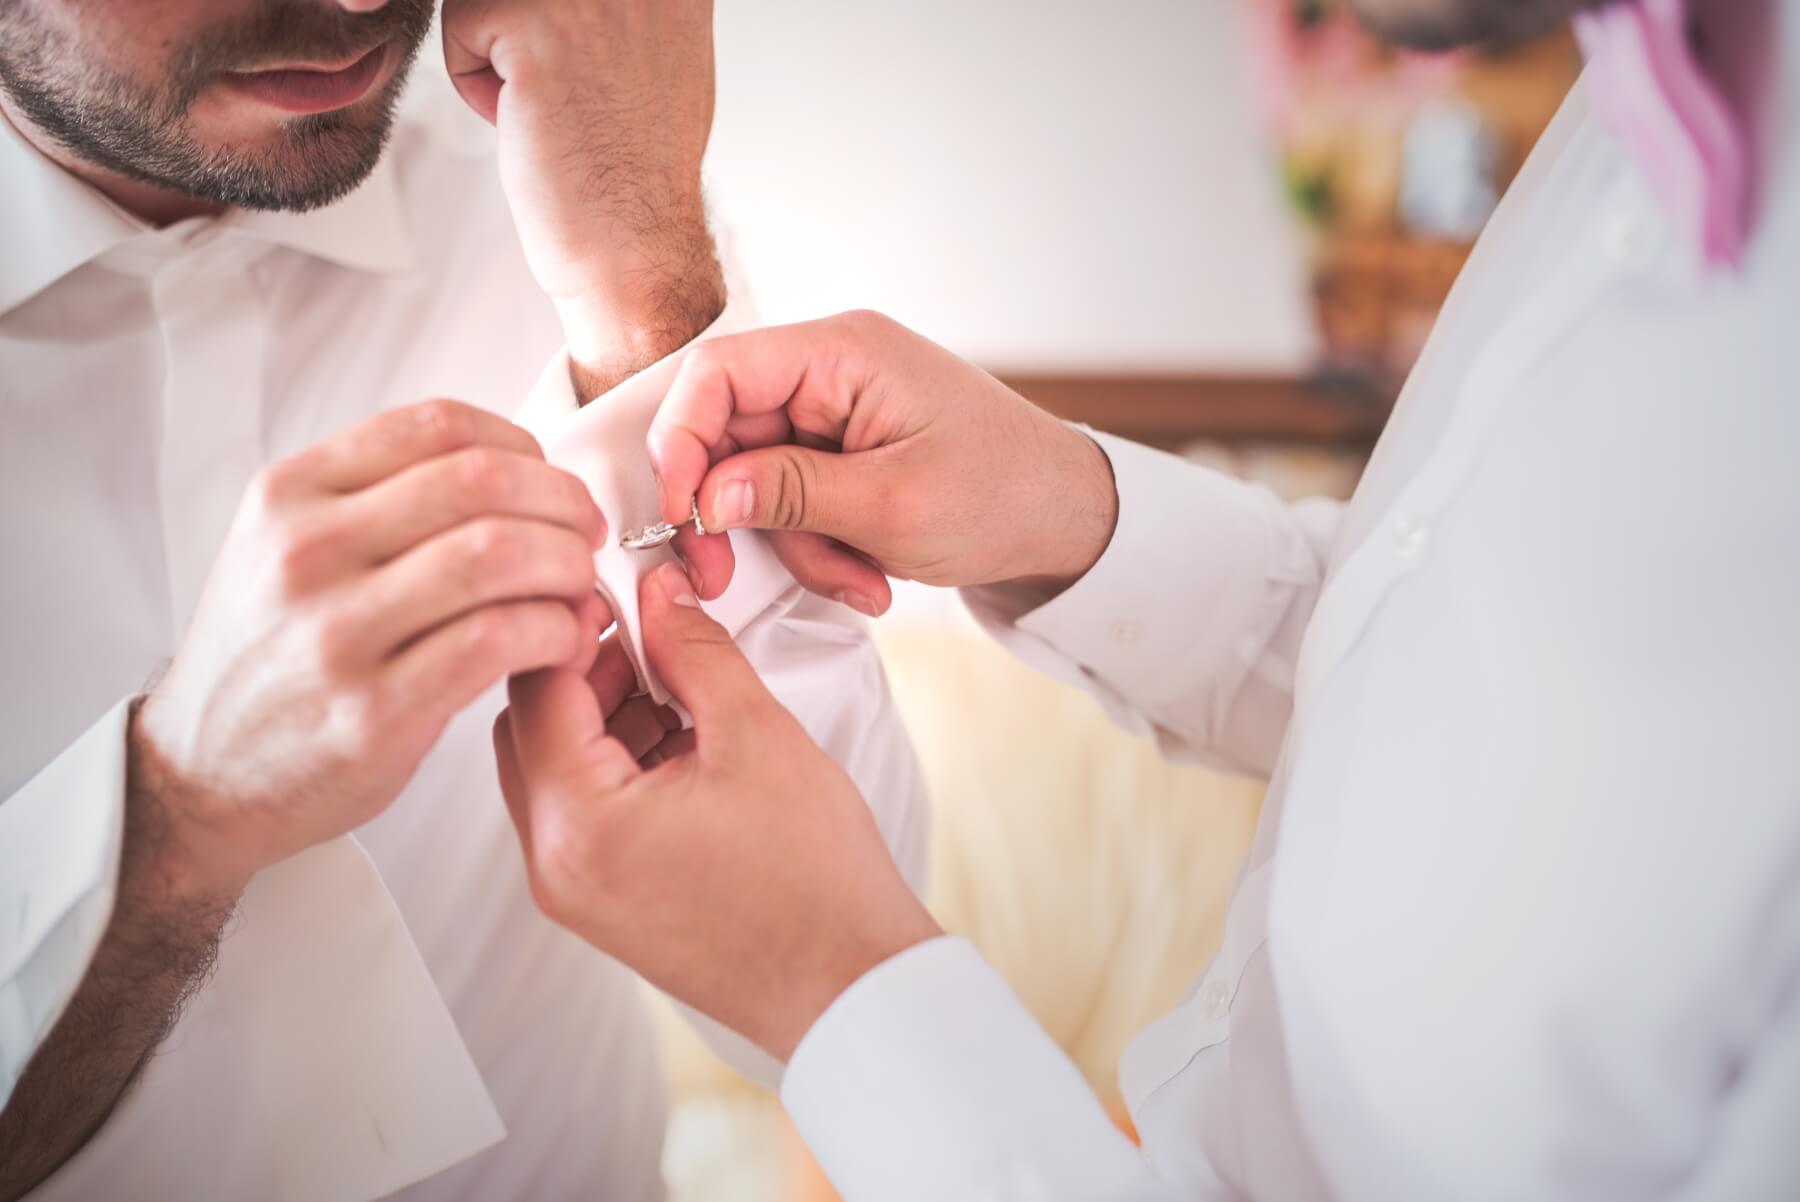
[{"left": 157, "top": 82, "right": 405, "bottom": 212}]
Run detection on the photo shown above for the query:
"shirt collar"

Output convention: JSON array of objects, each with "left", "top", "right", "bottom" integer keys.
[
  {"left": 0, "top": 112, "right": 416, "bottom": 316},
  {"left": 0, "top": 113, "right": 139, "bottom": 314}
]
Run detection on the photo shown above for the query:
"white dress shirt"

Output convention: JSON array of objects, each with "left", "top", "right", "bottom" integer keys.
[
  {"left": 782, "top": 14, "right": 1800, "bottom": 1202},
  {"left": 0, "top": 75, "right": 926, "bottom": 1201}
]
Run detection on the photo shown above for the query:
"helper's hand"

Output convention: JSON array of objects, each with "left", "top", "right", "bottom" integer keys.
[
  {"left": 134, "top": 400, "right": 609, "bottom": 901},
  {"left": 495, "top": 563, "right": 941, "bottom": 1061},
  {"left": 443, "top": 0, "right": 725, "bottom": 399},
  {"left": 647, "top": 311, "right": 1119, "bottom": 614}
]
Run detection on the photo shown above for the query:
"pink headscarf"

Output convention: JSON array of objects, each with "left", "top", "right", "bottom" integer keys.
[{"left": 1574, "top": 0, "right": 1754, "bottom": 267}]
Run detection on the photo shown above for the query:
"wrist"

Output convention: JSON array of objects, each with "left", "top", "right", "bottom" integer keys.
[
  {"left": 557, "top": 217, "right": 726, "bottom": 402},
  {"left": 1013, "top": 427, "right": 1119, "bottom": 596},
  {"left": 767, "top": 905, "right": 944, "bottom": 1063},
  {"left": 126, "top": 697, "right": 254, "bottom": 907}
]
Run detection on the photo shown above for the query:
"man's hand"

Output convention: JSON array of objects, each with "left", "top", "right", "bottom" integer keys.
[
  {"left": 1, "top": 400, "right": 607, "bottom": 1199},
  {"left": 495, "top": 562, "right": 941, "bottom": 1062},
  {"left": 135, "top": 400, "right": 609, "bottom": 899},
  {"left": 646, "top": 311, "right": 1120, "bottom": 614},
  {"left": 443, "top": 0, "right": 726, "bottom": 399}
]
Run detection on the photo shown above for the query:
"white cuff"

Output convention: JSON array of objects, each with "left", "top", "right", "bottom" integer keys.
[
  {"left": 964, "top": 428, "right": 1308, "bottom": 771},
  {"left": 0, "top": 698, "right": 130, "bottom": 1107},
  {"left": 782, "top": 936, "right": 1159, "bottom": 1202},
  {"left": 517, "top": 300, "right": 797, "bottom": 705}
]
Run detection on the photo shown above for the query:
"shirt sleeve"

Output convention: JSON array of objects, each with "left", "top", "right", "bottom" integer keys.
[
  {"left": 666, "top": 583, "right": 932, "bottom": 1089},
  {"left": 518, "top": 304, "right": 931, "bottom": 1090},
  {"left": 0, "top": 699, "right": 130, "bottom": 1111},
  {"left": 782, "top": 936, "right": 1211, "bottom": 1202},
  {"left": 963, "top": 429, "right": 1340, "bottom": 779}
]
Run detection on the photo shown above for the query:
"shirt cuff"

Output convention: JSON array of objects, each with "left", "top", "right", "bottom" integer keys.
[
  {"left": 0, "top": 698, "right": 130, "bottom": 1107},
  {"left": 514, "top": 298, "right": 746, "bottom": 432},
  {"left": 963, "top": 428, "right": 1302, "bottom": 760},
  {"left": 782, "top": 936, "right": 1158, "bottom": 1202}
]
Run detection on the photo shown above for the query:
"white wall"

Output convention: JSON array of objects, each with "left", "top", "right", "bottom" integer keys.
[{"left": 706, "top": 0, "right": 1319, "bottom": 373}]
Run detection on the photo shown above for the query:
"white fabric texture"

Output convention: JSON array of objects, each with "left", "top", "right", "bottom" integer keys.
[
  {"left": 782, "top": 22, "right": 1800, "bottom": 1201},
  {"left": 0, "top": 66, "right": 925, "bottom": 1201}
]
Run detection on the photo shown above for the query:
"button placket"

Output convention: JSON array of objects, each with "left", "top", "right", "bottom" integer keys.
[
  {"left": 1288, "top": 176, "right": 1636, "bottom": 722},
  {"left": 152, "top": 241, "right": 269, "bottom": 635}
]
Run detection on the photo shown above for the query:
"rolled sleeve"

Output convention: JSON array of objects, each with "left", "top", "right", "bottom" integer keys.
[
  {"left": 965, "top": 429, "right": 1335, "bottom": 777},
  {"left": 0, "top": 698, "right": 130, "bottom": 1108},
  {"left": 782, "top": 936, "right": 1182, "bottom": 1202}
]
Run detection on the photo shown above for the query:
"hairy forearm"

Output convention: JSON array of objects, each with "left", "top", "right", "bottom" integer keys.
[
  {"left": 0, "top": 709, "right": 239, "bottom": 1200},
  {"left": 563, "top": 207, "right": 727, "bottom": 402}
]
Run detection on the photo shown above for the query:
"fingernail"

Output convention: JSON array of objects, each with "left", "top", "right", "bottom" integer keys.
[
  {"left": 838, "top": 590, "right": 881, "bottom": 618},
  {"left": 657, "top": 561, "right": 701, "bottom": 608},
  {"left": 719, "top": 479, "right": 753, "bottom": 529}
]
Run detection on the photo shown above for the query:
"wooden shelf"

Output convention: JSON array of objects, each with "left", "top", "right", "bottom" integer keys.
[{"left": 998, "top": 372, "right": 1396, "bottom": 449}]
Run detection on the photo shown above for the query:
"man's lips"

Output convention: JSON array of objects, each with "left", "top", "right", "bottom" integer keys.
[{"left": 220, "top": 43, "right": 388, "bottom": 116}]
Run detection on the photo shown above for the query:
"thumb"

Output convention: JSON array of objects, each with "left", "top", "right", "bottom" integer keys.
[
  {"left": 638, "top": 563, "right": 776, "bottom": 731},
  {"left": 696, "top": 444, "right": 870, "bottom": 541}
]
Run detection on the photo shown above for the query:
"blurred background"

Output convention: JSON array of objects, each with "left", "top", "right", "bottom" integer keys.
[{"left": 658, "top": 2, "right": 1580, "bottom": 1197}]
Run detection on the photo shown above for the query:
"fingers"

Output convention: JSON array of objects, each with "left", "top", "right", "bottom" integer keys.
[
  {"left": 361, "top": 518, "right": 598, "bottom": 658},
  {"left": 291, "top": 400, "right": 545, "bottom": 495},
  {"left": 767, "top": 531, "right": 892, "bottom": 617},
  {"left": 640, "top": 727, "right": 697, "bottom": 769},
  {"left": 508, "top": 667, "right": 642, "bottom": 793},
  {"left": 586, "top": 632, "right": 640, "bottom": 718},
  {"left": 342, "top": 448, "right": 604, "bottom": 563},
  {"left": 493, "top": 710, "right": 530, "bottom": 850},
  {"left": 567, "top": 591, "right": 613, "bottom": 675},
  {"left": 607, "top": 697, "right": 684, "bottom": 760},
  {"left": 648, "top": 316, "right": 876, "bottom": 523},
  {"left": 670, "top": 523, "right": 734, "bottom": 601},
  {"left": 637, "top": 562, "right": 777, "bottom": 731},
  {"left": 691, "top": 442, "right": 872, "bottom": 541},
  {"left": 387, "top": 598, "right": 586, "bottom": 721}
]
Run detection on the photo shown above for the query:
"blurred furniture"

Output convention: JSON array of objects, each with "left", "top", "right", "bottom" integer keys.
[
  {"left": 1252, "top": 0, "right": 1580, "bottom": 383},
  {"left": 1004, "top": 371, "right": 1394, "bottom": 449}
]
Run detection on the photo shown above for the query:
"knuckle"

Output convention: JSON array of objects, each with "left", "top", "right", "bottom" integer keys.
[
  {"left": 461, "top": 520, "right": 523, "bottom": 577},
  {"left": 248, "top": 460, "right": 304, "bottom": 514},
  {"left": 452, "top": 448, "right": 513, "bottom": 507},
  {"left": 412, "top": 398, "right": 470, "bottom": 447},
  {"left": 269, "top": 519, "right": 335, "bottom": 598},
  {"left": 840, "top": 308, "right": 896, "bottom": 340},
  {"left": 456, "top": 607, "right": 508, "bottom": 661},
  {"left": 549, "top": 530, "right": 597, "bottom": 580},
  {"left": 682, "top": 338, "right": 725, "bottom": 380},
  {"left": 310, "top": 610, "right": 364, "bottom": 679},
  {"left": 768, "top": 450, "right": 814, "bottom": 529}
]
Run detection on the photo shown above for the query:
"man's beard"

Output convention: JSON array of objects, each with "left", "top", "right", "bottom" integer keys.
[{"left": 0, "top": 0, "right": 434, "bottom": 212}]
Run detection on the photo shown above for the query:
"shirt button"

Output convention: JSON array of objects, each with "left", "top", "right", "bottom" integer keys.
[
  {"left": 1108, "top": 619, "right": 1144, "bottom": 645},
  {"left": 1392, "top": 513, "right": 1429, "bottom": 557},
  {"left": 1602, "top": 209, "right": 1652, "bottom": 265},
  {"left": 1199, "top": 979, "right": 1231, "bottom": 1020}
]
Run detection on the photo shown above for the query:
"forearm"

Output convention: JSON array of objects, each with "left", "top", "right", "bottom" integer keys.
[{"left": 0, "top": 711, "right": 239, "bottom": 1200}]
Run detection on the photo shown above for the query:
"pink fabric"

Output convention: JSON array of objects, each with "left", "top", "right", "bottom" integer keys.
[{"left": 1575, "top": 0, "right": 1753, "bottom": 268}]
